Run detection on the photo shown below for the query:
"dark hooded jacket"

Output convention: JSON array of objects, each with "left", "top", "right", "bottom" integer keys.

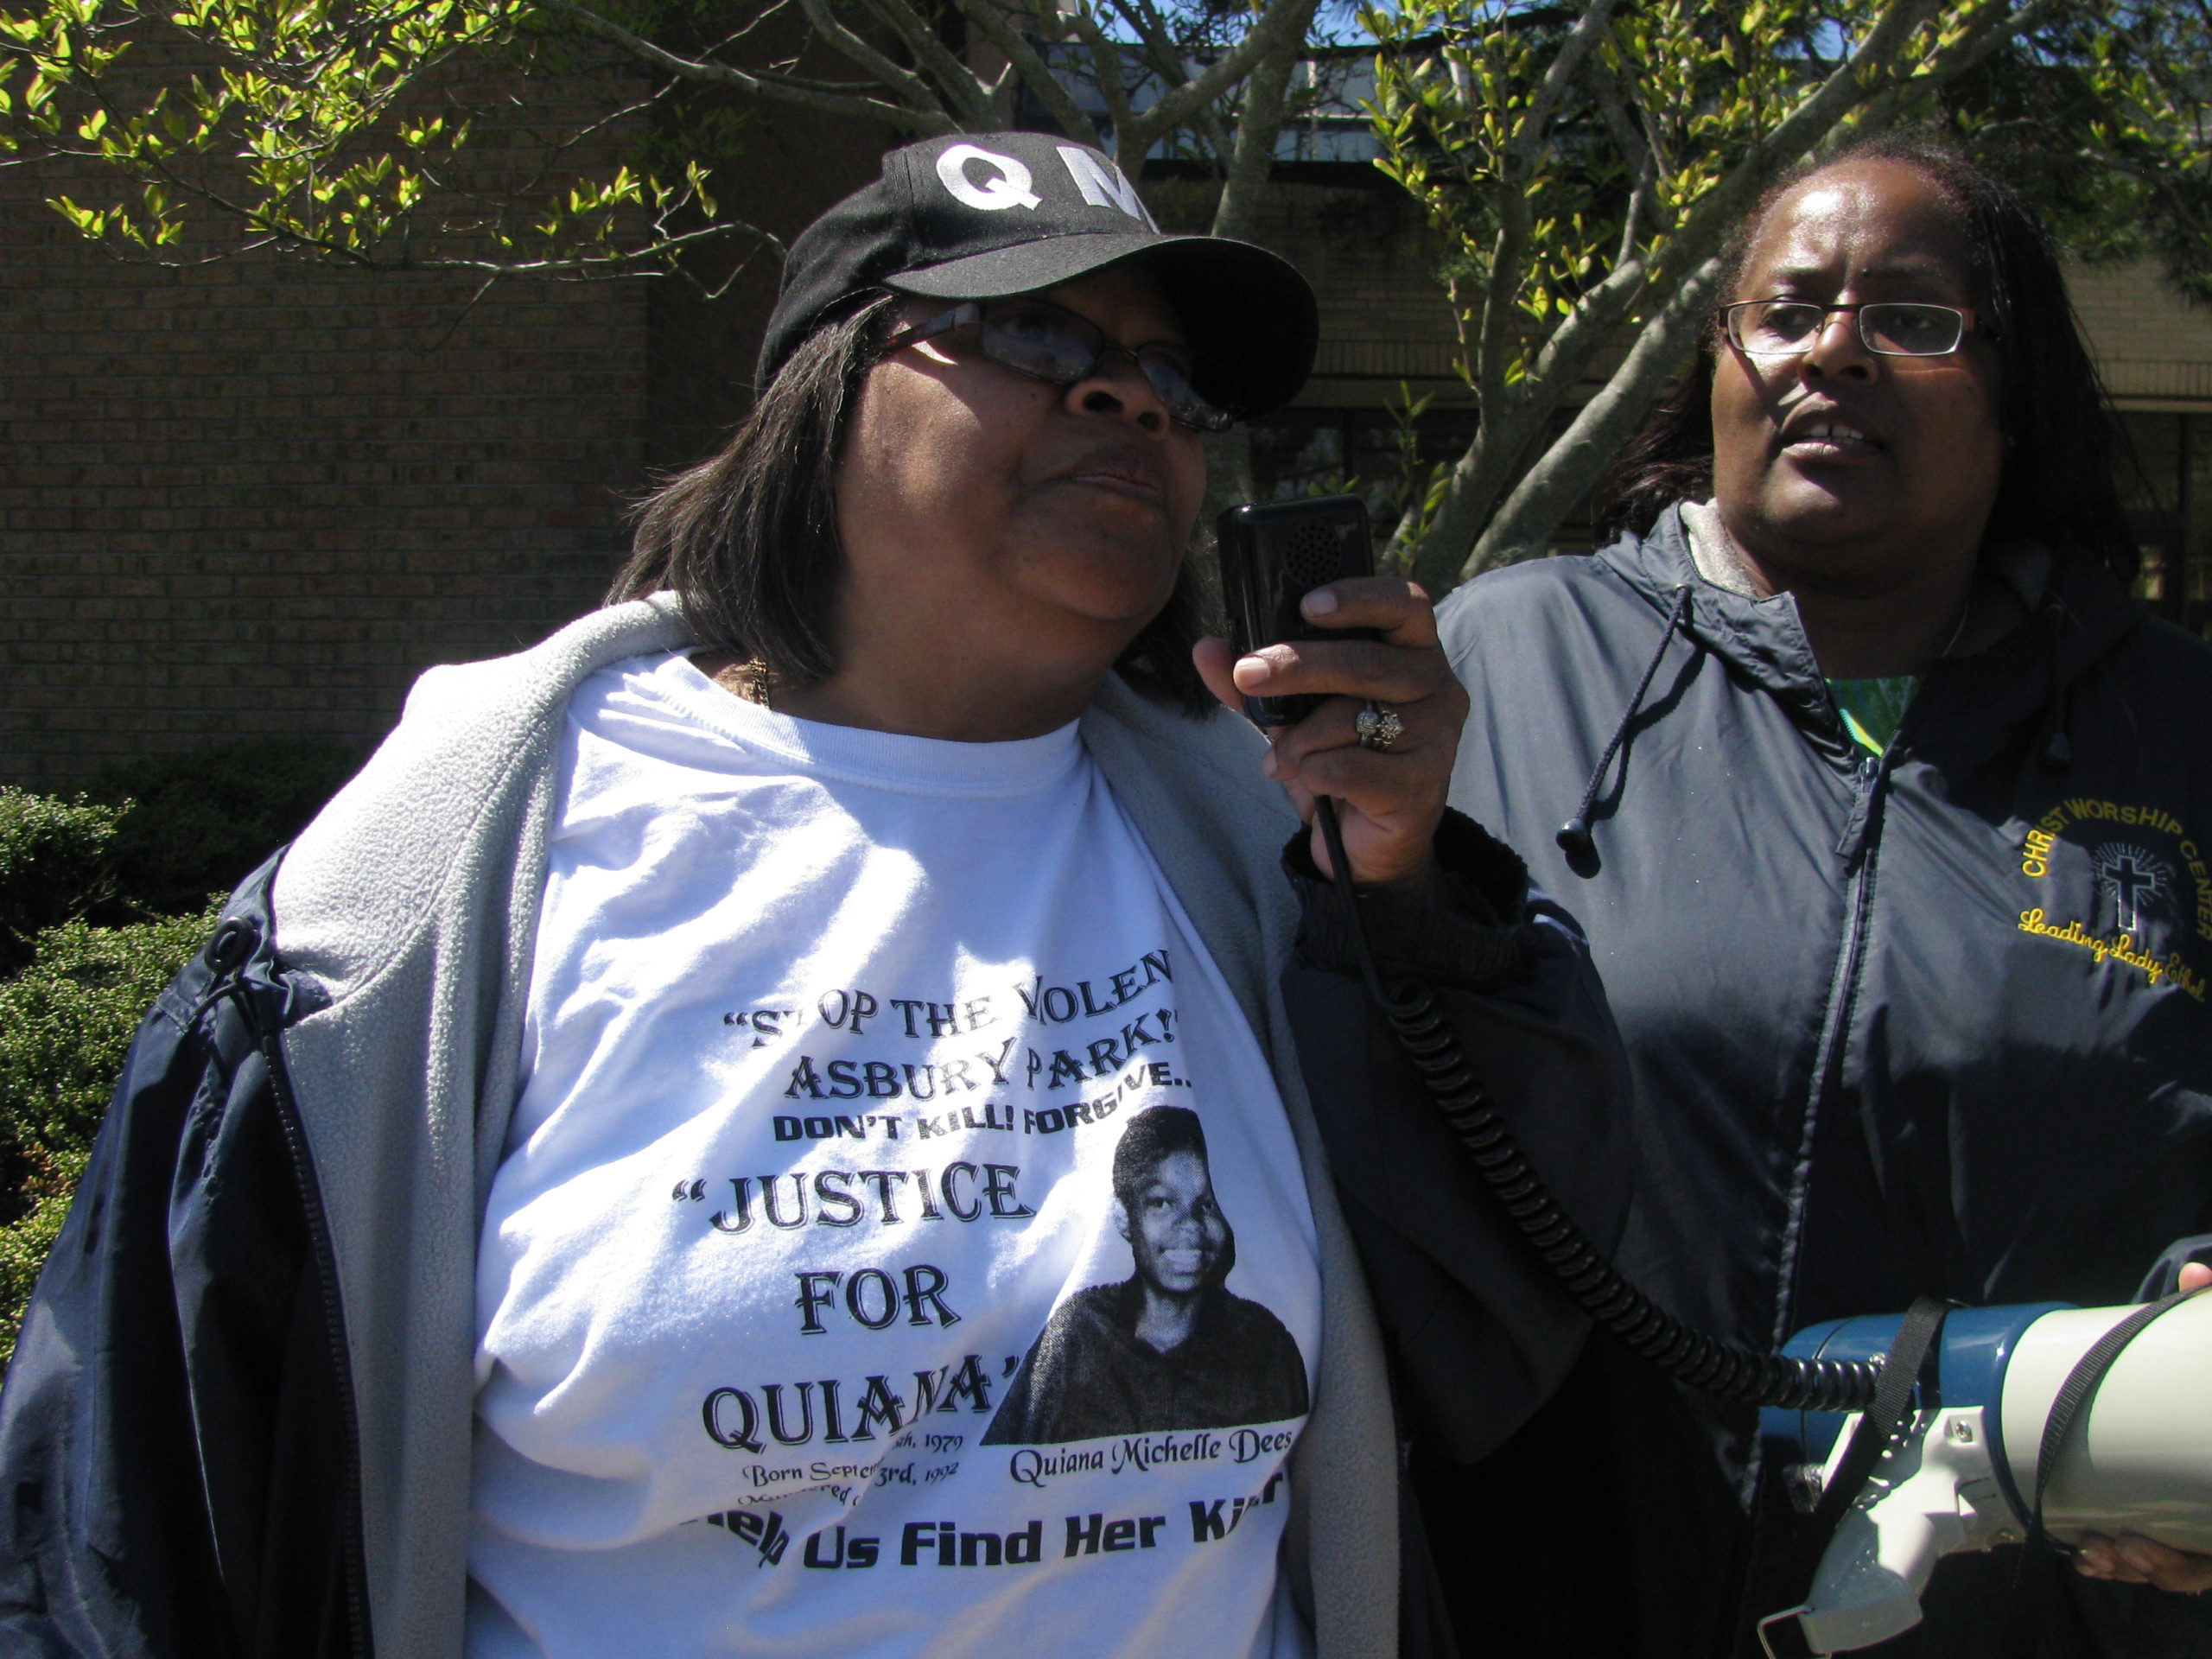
[{"left": 1415, "top": 505, "right": 2212, "bottom": 1658}]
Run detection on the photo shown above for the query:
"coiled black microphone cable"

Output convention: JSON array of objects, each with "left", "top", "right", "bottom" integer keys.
[{"left": 1311, "top": 796, "right": 1878, "bottom": 1414}]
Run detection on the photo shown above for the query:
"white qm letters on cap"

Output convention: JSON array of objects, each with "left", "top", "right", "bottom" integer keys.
[
  {"left": 936, "top": 145, "right": 1042, "bottom": 211},
  {"left": 933, "top": 143, "right": 1158, "bottom": 230},
  {"left": 1056, "top": 146, "right": 1157, "bottom": 228}
]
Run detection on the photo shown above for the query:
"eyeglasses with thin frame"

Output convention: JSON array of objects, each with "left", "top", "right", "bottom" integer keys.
[
  {"left": 881, "top": 298, "right": 1239, "bottom": 433},
  {"left": 1723, "top": 299, "right": 1996, "bottom": 359}
]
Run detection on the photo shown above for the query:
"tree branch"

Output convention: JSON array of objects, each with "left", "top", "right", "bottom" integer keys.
[
  {"left": 1062, "top": 6, "right": 1137, "bottom": 156},
  {"left": 1124, "top": 0, "right": 1316, "bottom": 155},
  {"left": 791, "top": 0, "right": 947, "bottom": 118},
  {"left": 1466, "top": 253, "right": 1724, "bottom": 573},
  {"left": 1474, "top": 189, "right": 1534, "bottom": 435},
  {"left": 1108, "top": 0, "right": 1186, "bottom": 79},
  {"left": 1847, "top": 0, "right": 2078, "bottom": 136},
  {"left": 1506, "top": 0, "right": 1619, "bottom": 175},
  {"left": 949, "top": 0, "right": 1100, "bottom": 144},
  {"left": 403, "top": 216, "right": 780, "bottom": 275},
  {"left": 1643, "top": 0, "right": 2063, "bottom": 289},
  {"left": 1646, "top": 0, "right": 1947, "bottom": 279},
  {"left": 854, "top": 0, "right": 995, "bottom": 125},
  {"left": 541, "top": 0, "right": 955, "bottom": 131},
  {"left": 1419, "top": 0, "right": 2082, "bottom": 582},
  {"left": 1590, "top": 51, "right": 1656, "bottom": 262},
  {"left": 1401, "top": 404, "right": 1542, "bottom": 594},
  {"left": 1211, "top": 0, "right": 1319, "bottom": 239},
  {"left": 1396, "top": 0, "right": 1946, "bottom": 587},
  {"left": 1096, "top": 0, "right": 1196, "bottom": 159}
]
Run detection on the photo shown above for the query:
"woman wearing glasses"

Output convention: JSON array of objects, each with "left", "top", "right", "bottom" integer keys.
[
  {"left": 1358, "top": 133, "right": 2212, "bottom": 1657},
  {"left": 0, "top": 133, "right": 1628, "bottom": 1659}
]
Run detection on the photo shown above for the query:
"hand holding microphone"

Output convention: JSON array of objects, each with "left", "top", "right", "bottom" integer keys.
[{"left": 1196, "top": 575, "right": 1466, "bottom": 889}]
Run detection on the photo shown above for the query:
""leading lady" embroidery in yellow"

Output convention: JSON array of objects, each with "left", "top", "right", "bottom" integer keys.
[{"left": 2018, "top": 908, "right": 2209, "bottom": 1001}]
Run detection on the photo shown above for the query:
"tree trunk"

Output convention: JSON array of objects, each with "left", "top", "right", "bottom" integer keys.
[
  {"left": 1463, "top": 253, "right": 1724, "bottom": 574},
  {"left": 1192, "top": 0, "right": 1311, "bottom": 536},
  {"left": 1209, "top": 1, "right": 1313, "bottom": 244},
  {"left": 1405, "top": 410, "right": 1545, "bottom": 596}
]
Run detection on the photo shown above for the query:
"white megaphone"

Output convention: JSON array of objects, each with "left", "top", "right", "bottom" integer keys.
[{"left": 1756, "top": 1290, "right": 2212, "bottom": 1656}]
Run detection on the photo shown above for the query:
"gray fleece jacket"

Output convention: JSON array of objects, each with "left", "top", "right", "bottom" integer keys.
[{"left": 269, "top": 597, "right": 1401, "bottom": 1658}]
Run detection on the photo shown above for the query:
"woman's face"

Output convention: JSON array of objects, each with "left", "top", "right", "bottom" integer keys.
[
  {"left": 1710, "top": 159, "right": 2005, "bottom": 594},
  {"left": 831, "top": 266, "right": 1207, "bottom": 675}
]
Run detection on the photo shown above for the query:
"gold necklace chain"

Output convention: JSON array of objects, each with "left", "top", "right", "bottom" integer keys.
[{"left": 716, "top": 658, "right": 775, "bottom": 707}]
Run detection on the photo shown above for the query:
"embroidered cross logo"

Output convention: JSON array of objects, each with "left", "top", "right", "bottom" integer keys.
[{"left": 2105, "top": 854, "right": 2158, "bottom": 932}]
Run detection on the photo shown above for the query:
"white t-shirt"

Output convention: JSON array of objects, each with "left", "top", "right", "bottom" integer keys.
[{"left": 467, "top": 653, "right": 1321, "bottom": 1659}]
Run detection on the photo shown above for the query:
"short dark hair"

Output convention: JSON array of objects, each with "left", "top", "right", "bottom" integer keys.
[
  {"left": 1595, "top": 130, "right": 2137, "bottom": 582},
  {"left": 607, "top": 290, "right": 1215, "bottom": 713},
  {"left": 1111, "top": 1106, "right": 1209, "bottom": 1210}
]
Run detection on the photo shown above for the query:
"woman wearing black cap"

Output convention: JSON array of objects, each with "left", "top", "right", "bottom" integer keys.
[{"left": 0, "top": 132, "right": 1628, "bottom": 1659}]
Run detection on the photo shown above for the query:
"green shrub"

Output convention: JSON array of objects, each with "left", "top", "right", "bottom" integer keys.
[
  {"left": 87, "top": 739, "right": 362, "bottom": 918},
  {"left": 0, "top": 789, "right": 126, "bottom": 970},
  {"left": 0, "top": 746, "right": 365, "bottom": 1368},
  {"left": 0, "top": 906, "right": 221, "bottom": 1368}
]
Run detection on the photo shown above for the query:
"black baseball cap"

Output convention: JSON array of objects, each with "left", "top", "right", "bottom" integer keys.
[{"left": 758, "top": 132, "right": 1319, "bottom": 419}]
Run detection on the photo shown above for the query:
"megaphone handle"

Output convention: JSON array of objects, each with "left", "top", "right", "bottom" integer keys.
[
  {"left": 1757, "top": 1299, "right": 1955, "bottom": 1657},
  {"left": 1757, "top": 1515, "right": 1936, "bottom": 1659},
  {"left": 1807, "top": 1299, "right": 1955, "bottom": 1536}
]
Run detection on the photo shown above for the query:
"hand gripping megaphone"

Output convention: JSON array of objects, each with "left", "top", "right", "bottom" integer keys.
[{"left": 1756, "top": 1289, "right": 2212, "bottom": 1656}]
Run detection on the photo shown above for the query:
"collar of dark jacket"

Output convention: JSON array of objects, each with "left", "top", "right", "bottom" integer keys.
[{"left": 1596, "top": 500, "right": 2146, "bottom": 746}]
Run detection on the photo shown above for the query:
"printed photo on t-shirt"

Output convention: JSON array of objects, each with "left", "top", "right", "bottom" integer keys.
[{"left": 983, "top": 1106, "right": 1308, "bottom": 1445}]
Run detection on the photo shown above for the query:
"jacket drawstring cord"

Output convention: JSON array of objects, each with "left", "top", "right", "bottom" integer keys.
[
  {"left": 2036, "top": 597, "right": 2076, "bottom": 768},
  {"left": 1557, "top": 582, "right": 1694, "bottom": 862},
  {"left": 2042, "top": 681, "right": 2074, "bottom": 768}
]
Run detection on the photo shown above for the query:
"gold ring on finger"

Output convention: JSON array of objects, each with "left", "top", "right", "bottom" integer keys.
[{"left": 1355, "top": 701, "right": 1404, "bottom": 753}]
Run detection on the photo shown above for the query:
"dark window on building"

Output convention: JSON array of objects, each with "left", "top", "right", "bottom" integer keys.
[
  {"left": 1247, "top": 404, "right": 1607, "bottom": 558},
  {"left": 2115, "top": 411, "right": 2212, "bottom": 640},
  {"left": 1247, "top": 406, "right": 1479, "bottom": 504}
]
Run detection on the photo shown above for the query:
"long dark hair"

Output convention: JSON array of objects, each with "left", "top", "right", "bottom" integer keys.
[
  {"left": 1595, "top": 130, "right": 2137, "bottom": 582},
  {"left": 608, "top": 289, "right": 1213, "bottom": 715}
]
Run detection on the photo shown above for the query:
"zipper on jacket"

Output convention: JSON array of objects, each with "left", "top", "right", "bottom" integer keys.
[
  {"left": 1733, "top": 755, "right": 1893, "bottom": 1636},
  {"left": 1832, "top": 753, "right": 1886, "bottom": 864},
  {"left": 209, "top": 918, "right": 376, "bottom": 1659},
  {"left": 1768, "top": 751, "right": 1891, "bottom": 1376}
]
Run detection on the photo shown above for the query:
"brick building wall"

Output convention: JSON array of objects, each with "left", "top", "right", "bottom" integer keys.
[
  {"left": 2069, "top": 261, "right": 2212, "bottom": 409},
  {"left": 0, "top": 95, "right": 650, "bottom": 786},
  {"left": 0, "top": 27, "right": 895, "bottom": 790},
  {"left": 1268, "top": 180, "right": 1462, "bottom": 404}
]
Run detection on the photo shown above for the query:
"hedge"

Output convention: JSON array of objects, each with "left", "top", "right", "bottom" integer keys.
[
  {"left": 0, "top": 788, "right": 125, "bottom": 972},
  {"left": 0, "top": 907, "right": 219, "bottom": 1368},
  {"left": 86, "top": 739, "right": 363, "bottom": 918},
  {"left": 0, "top": 737, "right": 363, "bottom": 1367}
]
